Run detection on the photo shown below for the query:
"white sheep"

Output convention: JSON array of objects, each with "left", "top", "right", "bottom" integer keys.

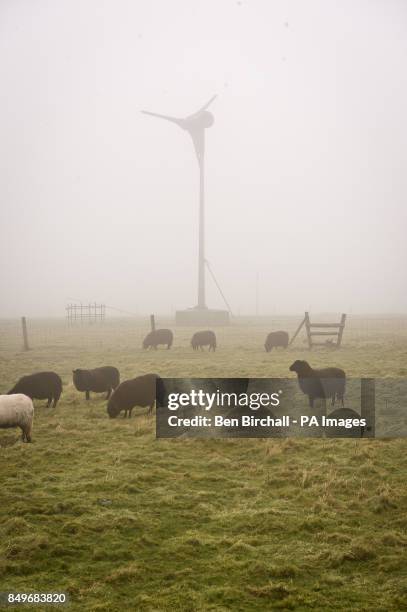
[{"left": 0, "top": 394, "right": 34, "bottom": 442}]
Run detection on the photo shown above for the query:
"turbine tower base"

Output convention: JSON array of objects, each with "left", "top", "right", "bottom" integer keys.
[{"left": 175, "top": 308, "right": 230, "bottom": 327}]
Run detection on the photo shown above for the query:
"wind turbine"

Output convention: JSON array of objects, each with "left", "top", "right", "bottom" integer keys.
[{"left": 142, "top": 95, "right": 217, "bottom": 310}]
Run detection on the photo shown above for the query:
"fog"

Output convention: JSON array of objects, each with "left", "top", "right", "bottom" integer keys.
[{"left": 1, "top": 0, "right": 406, "bottom": 317}]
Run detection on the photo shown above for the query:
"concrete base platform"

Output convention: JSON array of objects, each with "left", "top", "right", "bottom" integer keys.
[{"left": 175, "top": 308, "right": 230, "bottom": 326}]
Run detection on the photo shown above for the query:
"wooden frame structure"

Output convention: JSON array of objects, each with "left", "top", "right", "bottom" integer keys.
[
  {"left": 66, "top": 303, "right": 106, "bottom": 324},
  {"left": 289, "top": 312, "right": 347, "bottom": 349}
]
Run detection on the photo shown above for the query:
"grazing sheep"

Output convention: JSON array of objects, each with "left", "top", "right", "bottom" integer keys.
[
  {"left": 0, "top": 394, "right": 34, "bottom": 442},
  {"left": 8, "top": 372, "right": 62, "bottom": 408},
  {"left": 325, "top": 408, "right": 366, "bottom": 438},
  {"left": 191, "top": 330, "right": 217, "bottom": 351},
  {"left": 142, "top": 329, "right": 173, "bottom": 350},
  {"left": 107, "top": 373, "right": 166, "bottom": 418},
  {"left": 73, "top": 366, "right": 120, "bottom": 400},
  {"left": 264, "top": 331, "right": 289, "bottom": 352},
  {"left": 289, "top": 360, "right": 346, "bottom": 408}
]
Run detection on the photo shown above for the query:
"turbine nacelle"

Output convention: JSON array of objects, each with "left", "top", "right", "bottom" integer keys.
[
  {"left": 141, "top": 95, "right": 217, "bottom": 165},
  {"left": 183, "top": 109, "right": 214, "bottom": 131}
]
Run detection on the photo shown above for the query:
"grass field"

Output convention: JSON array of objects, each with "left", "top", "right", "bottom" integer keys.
[{"left": 0, "top": 317, "right": 407, "bottom": 611}]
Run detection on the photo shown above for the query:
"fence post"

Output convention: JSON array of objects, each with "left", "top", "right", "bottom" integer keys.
[
  {"left": 150, "top": 315, "right": 156, "bottom": 332},
  {"left": 304, "top": 312, "right": 312, "bottom": 349},
  {"left": 21, "top": 317, "right": 30, "bottom": 351},
  {"left": 337, "top": 313, "right": 347, "bottom": 348}
]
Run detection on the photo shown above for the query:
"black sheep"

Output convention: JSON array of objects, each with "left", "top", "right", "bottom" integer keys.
[
  {"left": 107, "top": 373, "right": 166, "bottom": 418},
  {"left": 325, "top": 408, "right": 366, "bottom": 438},
  {"left": 191, "top": 330, "right": 217, "bottom": 351},
  {"left": 265, "top": 331, "right": 289, "bottom": 352},
  {"left": 142, "top": 329, "right": 173, "bottom": 350},
  {"left": 289, "top": 360, "right": 346, "bottom": 408},
  {"left": 8, "top": 371, "right": 63, "bottom": 408},
  {"left": 73, "top": 366, "right": 120, "bottom": 400}
]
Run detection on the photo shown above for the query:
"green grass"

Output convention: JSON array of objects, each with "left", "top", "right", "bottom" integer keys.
[{"left": 0, "top": 317, "right": 407, "bottom": 610}]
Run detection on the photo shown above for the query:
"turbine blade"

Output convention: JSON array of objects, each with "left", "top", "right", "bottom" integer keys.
[
  {"left": 197, "top": 95, "right": 217, "bottom": 113},
  {"left": 141, "top": 110, "right": 181, "bottom": 125}
]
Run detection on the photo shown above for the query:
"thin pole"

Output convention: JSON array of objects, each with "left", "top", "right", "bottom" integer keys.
[
  {"left": 361, "top": 378, "right": 375, "bottom": 437},
  {"left": 205, "top": 259, "right": 233, "bottom": 316},
  {"left": 197, "top": 158, "right": 206, "bottom": 308}
]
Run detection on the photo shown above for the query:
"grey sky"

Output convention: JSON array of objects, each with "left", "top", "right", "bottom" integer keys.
[{"left": 1, "top": 0, "right": 406, "bottom": 317}]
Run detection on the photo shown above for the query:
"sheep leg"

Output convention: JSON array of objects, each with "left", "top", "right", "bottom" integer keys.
[
  {"left": 308, "top": 396, "right": 314, "bottom": 409},
  {"left": 123, "top": 410, "right": 127, "bottom": 418},
  {"left": 53, "top": 392, "right": 61, "bottom": 408},
  {"left": 22, "top": 423, "right": 32, "bottom": 443},
  {"left": 46, "top": 398, "right": 51, "bottom": 408},
  {"left": 128, "top": 408, "right": 133, "bottom": 418},
  {"left": 86, "top": 390, "right": 90, "bottom": 401},
  {"left": 148, "top": 402, "right": 154, "bottom": 415}
]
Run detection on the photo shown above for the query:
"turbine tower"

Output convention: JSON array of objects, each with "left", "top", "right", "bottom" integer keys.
[
  {"left": 142, "top": 96, "right": 216, "bottom": 310},
  {"left": 142, "top": 96, "right": 229, "bottom": 326}
]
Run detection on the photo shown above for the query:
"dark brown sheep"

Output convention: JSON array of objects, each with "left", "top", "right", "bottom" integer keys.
[
  {"left": 8, "top": 372, "right": 62, "bottom": 408},
  {"left": 143, "top": 329, "right": 173, "bottom": 350},
  {"left": 264, "top": 331, "right": 289, "bottom": 352},
  {"left": 107, "top": 373, "right": 166, "bottom": 418},
  {"left": 325, "top": 408, "right": 366, "bottom": 438},
  {"left": 73, "top": 366, "right": 120, "bottom": 400},
  {"left": 191, "top": 330, "right": 217, "bottom": 351},
  {"left": 289, "top": 360, "right": 346, "bottom": 408}
]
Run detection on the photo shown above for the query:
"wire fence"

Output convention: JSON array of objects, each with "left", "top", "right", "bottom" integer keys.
[{"left": 0, "top": 315, "right": 406, "bottom": 354}]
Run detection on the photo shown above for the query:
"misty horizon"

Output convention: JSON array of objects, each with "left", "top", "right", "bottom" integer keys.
[{"left": 1, "top": 0, "right": 406, "bottom": 318}]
